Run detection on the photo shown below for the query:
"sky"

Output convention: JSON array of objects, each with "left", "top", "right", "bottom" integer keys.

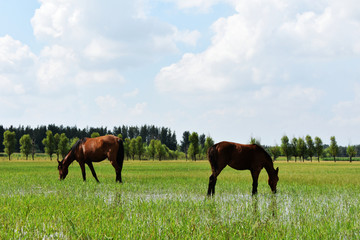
[{"left": 1, "top": 0, "right": 360, "bottom": 146}]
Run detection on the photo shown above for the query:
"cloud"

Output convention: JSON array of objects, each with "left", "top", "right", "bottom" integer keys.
[
  {"left": 330, "top": 83, "right": 360, "bottom": 126},
  {"left": 130, "top": 102, "right": 148, "bottom": 116},
  {"left": 0, "top": 35, "right": 36, "bottom": 73},
  {"left": 155, "top": 0, "right": 360, "bottom": 94},
  {"left": 123, "top": 88, "right": 139, "bottom": 98}
]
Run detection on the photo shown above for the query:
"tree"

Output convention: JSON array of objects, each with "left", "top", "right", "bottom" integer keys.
[
  {"left": 329, "top": 136, "right": 339, "bottom": 162},
  {"left": 54, "top": 133, "right": 60, "bottom": 161},
  {"left": 180, "top": 131, "right": 190, "bottom": 160},
  {"left": 291, "top": 137, "right": 299, "bottom": 162},
  {"left": 58, "top": 133, "right": 70, "bottom": 159},
  {"left": 346, "top": 145, "right": 357, "bottom": 163},
  {"left": 314, "top": 137, "right": 323, "bottom": 162},
  {"left": 124, "top": 138, "right": 131, "bottom": 160},
  {"left": 3, "top": 130, "right": 16, "bottom": 160},
  {"left": 148, "top": 139, "right": 156, "bottom": 160},
  {"left": 297, "top": 137, "right": 307, "bottom": 162},
  {"left": 129, "top": 138, "right": 136, "bottom": 160},
  {"left": 305, "top": 135, "right": 315, "bottom": 162},
  {"left": 203, "top": 136, "right": 215, "bottom": 157},
  {"left": 42, "top": 130, "right": 56, "bottom": 160},
  {"left": 91, "top": 132, "right": 100, "bottom": 138},
  {"left": 19, "top": 134, "right": 32, "bottom": 160},
  {"left": 281, "top": 135, "right": 291, "bottom": 162},
  {"left": 249, "top": 137, "right": 261, "bottom": 145},
  {"left": 270, "top": 145, "right": 281, "bottom": 161},
  {"left": 155, "top": 140, "right": 166, "bottom": 161},
  {"left": 188, "top": 132, "right": 199, "bottom": 161},
  {"left": 135, "top": 136, "right": 145, "bottom": 160},
  {"left": 69, "top": 137, "right": 79, "bottom": 148}
]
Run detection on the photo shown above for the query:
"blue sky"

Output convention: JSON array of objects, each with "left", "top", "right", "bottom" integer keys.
[{"left": 1, "top": 0, "right": 360, "bottom": 146}]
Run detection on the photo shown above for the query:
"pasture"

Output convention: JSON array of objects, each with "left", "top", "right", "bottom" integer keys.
[{"left": 1, "top": 160, "right": 359, "bottom": 239}]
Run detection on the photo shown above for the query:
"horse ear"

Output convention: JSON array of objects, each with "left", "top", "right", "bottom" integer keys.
[{"left": 275, "top": 167, "right": 279, "bottom": 174}]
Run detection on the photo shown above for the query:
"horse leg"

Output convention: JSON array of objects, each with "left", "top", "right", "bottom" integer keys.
[
  {"left": 86, "top": 162, "right": 100, "bottom": 183},
  {"left": 79, "top": 162, "right": 86, "bottom": 181},
  {"left": 207, "top": 167, "right": 225, "bottom": 196},
  {"left": 109, "top": 160, "right": 121, "bottom": 183},
  {"left": 251, "top": 169, "right": 260, "bottom": 195},
  {"left": 207, "top": 174, "right": 217, "bottom": 196}
]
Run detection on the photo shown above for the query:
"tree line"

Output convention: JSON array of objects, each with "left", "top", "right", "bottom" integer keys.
[
  {"left": 1, "top": 125, "right": 214, "bottom": 161},
  {"left": 265, "top": 135, "right": 359, "bottom": 162},
  {"left": 0, "top": 124, "right": 178, "bottom": 153},
  {"left": 1, "top": 124, "right": 359, "bottom": 162}
]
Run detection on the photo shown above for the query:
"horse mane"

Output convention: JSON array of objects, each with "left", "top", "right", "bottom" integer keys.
[
  {"left": 253, "top": 143, "right": 273, "bottom": 162},
  {"left": 67, "top": 138, "right": 88, "bottom": 156}
]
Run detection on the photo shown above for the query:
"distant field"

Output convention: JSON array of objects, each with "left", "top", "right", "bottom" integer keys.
[{"left": 1, "top": 160, "right": 359, "bottom": 239}]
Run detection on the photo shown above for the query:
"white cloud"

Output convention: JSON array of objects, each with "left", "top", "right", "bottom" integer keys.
[
  {"left": 130, "top": 102, "right": 147, "bottom": 116},
  {"left": 0, "top": 35, "right": 36, "bottom": 73},
  {"left": 123, "top": 88, "right": 139, "bottom": 98},
  {"left": 156, "top": 0, "right": 360, "bottom": 95},
  {"left": 95, "top": 95, "right": 118, "bottom": 111},
  {"left": 330, "top": 84, "right": 360, "bottom": 126}
]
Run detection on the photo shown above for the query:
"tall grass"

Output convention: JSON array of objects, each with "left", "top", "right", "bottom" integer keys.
[{"left": 1, "top": 160, "right": 359, "bottom": 239}]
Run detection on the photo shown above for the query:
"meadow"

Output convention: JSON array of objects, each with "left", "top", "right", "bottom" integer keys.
[{"left": 1, "top": 159, "right": 360, "bottom": 239}]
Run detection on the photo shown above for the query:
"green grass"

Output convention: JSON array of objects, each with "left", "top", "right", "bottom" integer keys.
[{"left": 1, "top": 160, "right": 360, "bottom": 239}]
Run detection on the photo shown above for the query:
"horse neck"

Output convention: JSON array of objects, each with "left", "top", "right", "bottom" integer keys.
[
  {"left": 63, "top": 151, "right": 76, "bottom": 168},
  {"left": 263, "top": 157, "right": 276, "bottom": 178}
]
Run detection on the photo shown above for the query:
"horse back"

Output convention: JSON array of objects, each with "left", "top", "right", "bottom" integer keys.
[
  {"left": 212, "top": 141, "right": 267, "bottom": 171},
  {"left": 82, "top": 135, "right": 120, "bottom": 161}
]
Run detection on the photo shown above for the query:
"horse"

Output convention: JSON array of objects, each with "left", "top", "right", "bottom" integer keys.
[
  {"left": 207, "top": 141, "right": 279, "bottom": 196},
  {"left": 57, "top": 135, "right": 124, "bottom": 183}
]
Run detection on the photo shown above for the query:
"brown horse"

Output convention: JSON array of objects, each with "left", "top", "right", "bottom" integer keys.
[
  {"left": 207, "top": 141, "right": 279, "bottom": 196},
  {"left": 57, "top": 135, "right": 124, "bottom": 183}
]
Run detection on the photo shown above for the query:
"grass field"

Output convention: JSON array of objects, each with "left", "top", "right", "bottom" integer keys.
[{"left": 1, "top": 159, "right": 360, "bottom": 239}]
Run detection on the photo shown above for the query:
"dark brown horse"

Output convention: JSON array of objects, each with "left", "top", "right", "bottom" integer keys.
[
  {"left": 207, "top": 141, "right": 279, "bottom": 196},
  {"left": 57, "top": 135, "right": 124, "bottom": 183}
]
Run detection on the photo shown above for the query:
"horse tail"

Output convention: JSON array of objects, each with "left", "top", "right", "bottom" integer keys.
[
  {"left": 117, "top": 138, "right": 124, "bottom": 169},
  {"left": 207, "top": 144, "right": 218, "bottom": 172}
]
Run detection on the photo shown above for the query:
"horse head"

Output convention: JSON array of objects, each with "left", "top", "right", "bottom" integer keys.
[
  {"left": 268, "top": 167, "right": 279, "bottom": 193},
  {"left": 57, "top": 159, "right": 68, "bottom": 180}
]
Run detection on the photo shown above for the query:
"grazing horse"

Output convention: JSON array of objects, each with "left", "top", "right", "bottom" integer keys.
[
  {"left": 207, "top": 141, "right": 279, "bottom": 196},
  {"left": 57, "top": 135, "right": 124, "bottom": 183}
]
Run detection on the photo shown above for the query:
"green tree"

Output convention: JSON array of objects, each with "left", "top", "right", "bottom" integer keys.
[
  {"left": 270, "top": 145, "right": 281, "bottom": 161},
  {"left": 58, "top": 133, "right": 70, "bottom": 159},
  {"left": 124, "top": 138, "right": 131, "bottom": 160},
  {"left": 129, "top": 138, "right": 136, "bottom": 160},
  {"left": 42, "top": 130, "right": 56, "bottom": 160},
  {"left": 19, "top": 134, "right": 32, "bottom": 160},
  {"left": 3, "top": 130, "right": 16, "bottom": 160},
  {"left": 54, "top": 133, "right": 60, "bottom": 161},
  {"left": 180, "top": 131, "right": 190, "bottom": 160},
  {"left": 155, "top": 140, "right": 166, "bottom": 161},
  {"left": 297, "top": 137, "right": 307, "bottom": 162},
  {"left": 291, "top": 137, "right": 299, "bottom": 162},
  {"left": 70, "top": 137, "right": 79, "bottom": 148},
  {"left": 203, "top": 136, "right": 215, "bottom": 156},
  {"left": 281, "top": 135, "right": 291, "bottom": 162},
  {"left": 249, "top": 137, "right": 261, "bottom": 145},
  {"left": 314, "top": 137, "right": 323, "bottom": 162},
  {"left": 329, "top": 136, "right": 338, "bottom": 162},
  {"left": 91, "top": 132, "right": 100, "bottom": 138},
  {"left": 135, "top": 136, "right": 145, "bottom": 160},
  {"left": 305, "top": 135, "right": 315, "bottom": 162},
  {"left": 346, "top": 145, "right": 357, "bottom": 163},
  {"left": 188, "top": 132, "right": 199, "bottom": 161},
  {"left": 148, "top": 139, "right": 156, "bottom": 160}
]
